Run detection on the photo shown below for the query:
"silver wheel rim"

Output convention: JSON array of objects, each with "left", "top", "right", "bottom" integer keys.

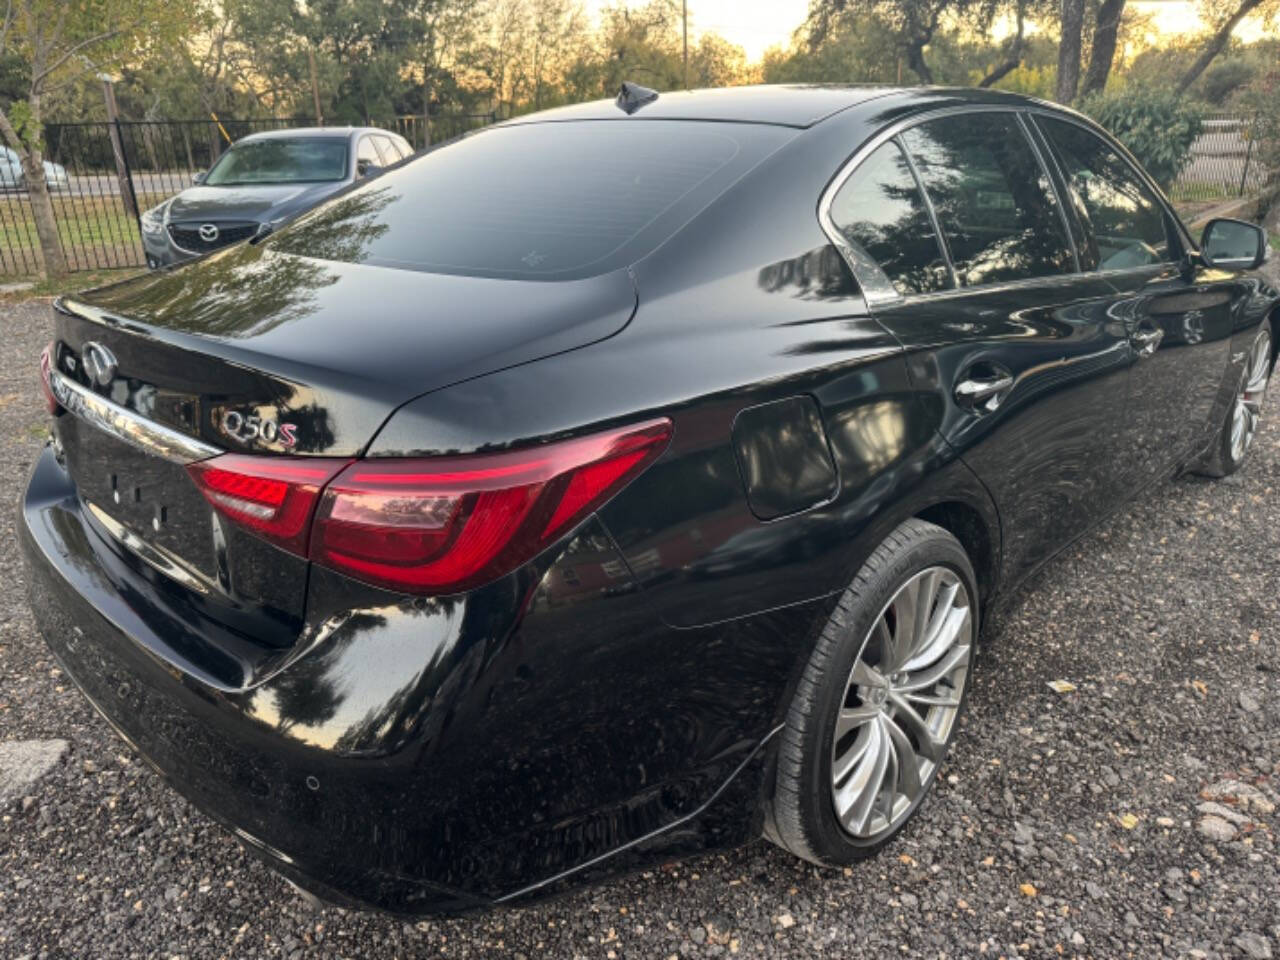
[
  {"left": 830, "top": 565, "right": 973, "bottom": 842},
  {"left": 1230, "top": 330, "right": 1271, "bottom": 464}
]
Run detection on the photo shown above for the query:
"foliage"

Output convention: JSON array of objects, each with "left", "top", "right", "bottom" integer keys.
[
  {"left": 1080, "top": 89, "right": 1205, "bottom": 187},
  {"left": 1201, "top": 58, "right": 1257, "bottom": 103},
  {"left": 1231, "top": 68, "right": 1280, "bottom": 180}
]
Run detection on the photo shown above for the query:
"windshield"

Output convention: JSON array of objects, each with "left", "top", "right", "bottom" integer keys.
[
  {"left": 267, "top": 120, "right": 788, "bottom": 280},
  {"left": 205, "top": 138, "right": 348, "bottom": 186}
]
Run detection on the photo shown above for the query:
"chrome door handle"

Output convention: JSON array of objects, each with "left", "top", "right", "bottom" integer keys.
[
  {"left": 1131, "top": 327, "right": 1164, "bottom": 358},
  {"left": 955, "top": 374, "right": 1014, "bottom": 406}
]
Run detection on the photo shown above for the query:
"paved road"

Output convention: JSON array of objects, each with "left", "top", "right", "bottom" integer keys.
[{"left": 0, "top": 299, "right": 1277, "bottom": 959}]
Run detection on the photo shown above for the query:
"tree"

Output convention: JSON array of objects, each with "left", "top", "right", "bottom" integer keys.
[
  {"left": 1054, "top": 0, "right": 1085, "bottom": 102},
  {"left": 1079, "top": 0, "right": 1126, "bottom": 97},
  {"left": 805, "top": 0, "right": 973, "bottom": 85},
  {"left": 418, "top": 0, "right": 488, "bottom": 143},
  {"left": 1174, "top": 0, "right": 1276, "bottom": 97},
  {"left": 0, "top": 0, "right": 182, "bottom": 278}
]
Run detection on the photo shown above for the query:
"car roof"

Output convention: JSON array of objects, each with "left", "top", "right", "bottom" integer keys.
[
  {"left": 236, "top": 127, "right": 405, "bottom": 143},
  {"left": 504, "top": 84, "right": 1054, "bottom": 130}
]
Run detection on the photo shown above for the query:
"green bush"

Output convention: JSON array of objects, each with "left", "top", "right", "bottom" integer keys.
[
  {"left": 1080, "top": 90, "right": 1204, "bottom": 188},
  {"left": 1202, "top": 60, "right": 1256, "bottom": 105}
]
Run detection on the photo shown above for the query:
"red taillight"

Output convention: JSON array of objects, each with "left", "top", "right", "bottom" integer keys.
[
  {"left": 185, "top": 419, "right": 672, "bottom": 595},
  {"left": 40, "top": 344, "right": 59, "bottom": 414},
  {"left": 187, "top": 455, "right": 351, "bottom": 555}
]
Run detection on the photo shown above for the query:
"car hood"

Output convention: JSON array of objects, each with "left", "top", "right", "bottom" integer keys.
[
  {"left": 166, "top": 183, "right": 342, "bottom": 224},
  {"left": 58, "top": 242, "right": 638, "bottom": 456}
]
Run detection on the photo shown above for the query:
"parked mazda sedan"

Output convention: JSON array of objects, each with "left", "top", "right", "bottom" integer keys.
[
  {"left": 139, "top": 126, "right": 413, "bottom": 268},
  {"left": 22, "top": 85, "right": 1277, "bottom": 914}
]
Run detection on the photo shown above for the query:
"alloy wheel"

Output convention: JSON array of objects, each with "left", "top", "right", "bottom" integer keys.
[
  {"left": 1230, "top": 330, "right": 1272, "bottom": 464},
  {"left": 830, "top": 565, "right": 973, "bottom": 842}
]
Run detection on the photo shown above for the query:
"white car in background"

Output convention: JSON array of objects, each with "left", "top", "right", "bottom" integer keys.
[{"left": 0, "top": 145, "right": 70, "bottom": 192}]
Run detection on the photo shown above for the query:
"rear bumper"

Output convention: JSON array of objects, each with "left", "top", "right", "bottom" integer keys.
[{"left": 20, "top": 444, "right": 785, "bottom": 914}]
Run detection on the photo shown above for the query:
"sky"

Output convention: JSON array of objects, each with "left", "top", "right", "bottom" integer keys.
[{"left": 583, "top": 1, "right": 1273, "bottom": 63}]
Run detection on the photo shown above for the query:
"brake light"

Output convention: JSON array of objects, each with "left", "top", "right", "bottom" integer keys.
[
  {"left": 185, "top": 419, "right": 671, "bottom": 595},
  {"left": 311, "top": 418, "right": 671, "bottom": 593},
  {"left": 187, "top": 455, "right": 351, "bottom": 555},
  {"left": 40, "top": 344, "right": 59, "bottom": 414}
]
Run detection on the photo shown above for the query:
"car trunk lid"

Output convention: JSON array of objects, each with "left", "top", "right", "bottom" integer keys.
[{"left": 50, "top": 243, "right": 637, "bottom": 640}]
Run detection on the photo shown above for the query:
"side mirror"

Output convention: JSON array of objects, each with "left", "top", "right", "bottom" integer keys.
[
  {"left": 1200, "top": 217, "right": 1269, "bottom": 270},
  {"left": 192, "top": 171, "right": 206, "bottom": 185},
  {"left": 356, "top": 159, "right": 381, "bottom": 178}
]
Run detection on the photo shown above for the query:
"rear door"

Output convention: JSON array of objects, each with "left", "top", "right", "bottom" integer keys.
[
  {"left": 828, "top": 109, "right": 1134, "bottom": 583},
  {"left": 1031, "top": 115, "right": 1237, "bottom": 487}
]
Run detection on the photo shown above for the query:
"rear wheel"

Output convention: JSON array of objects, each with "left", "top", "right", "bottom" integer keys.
[
  {"left": 1199, "top": 327, "right": 1272, "bottom": 478},
  {"left": 765, "top": 518, "right": 977, "bottom": 865}
]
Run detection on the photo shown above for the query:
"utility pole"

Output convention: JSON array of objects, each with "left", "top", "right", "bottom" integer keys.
[
  {"left": 682, "top": 0, "right": 689, "bottom": 90},
  {"left": 100, "top": 74, "right": 139, "bottom": 222},
  {"left": 308, "top": 48, "right": 323, "bottom": 126}
]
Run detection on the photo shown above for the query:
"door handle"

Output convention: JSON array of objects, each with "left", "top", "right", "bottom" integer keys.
[
  {"left": 954, "top": 372, "right": 1014, "bottom": 412},
  {"left": 1131, "top": 326, "right": 1164, "bottom": 358}
]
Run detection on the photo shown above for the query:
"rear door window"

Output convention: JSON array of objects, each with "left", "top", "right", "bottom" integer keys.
[
  {"left": 372, "top": 135, "right": 399, "bottom": 165},
  {"left": 1035, "top": 117, "right": 1176, "bottom": 270},
  {"left": 827, "top": 140, "right": 951, "bottom": 296},
  {"left": 901, "top": 113, "right": 1075, "bottom": 287}
]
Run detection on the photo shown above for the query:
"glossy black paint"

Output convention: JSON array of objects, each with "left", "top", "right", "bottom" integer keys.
[{"left": 20, "top": 86, "right": 1280, "bottom": 914}]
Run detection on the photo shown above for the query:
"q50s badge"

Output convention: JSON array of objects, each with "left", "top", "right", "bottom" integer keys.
[{"left": 219, "top": 410, "right": 298, "bottom": 448}]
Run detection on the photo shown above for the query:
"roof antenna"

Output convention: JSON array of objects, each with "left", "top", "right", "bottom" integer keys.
[{"left": 615, "top": 82, "right": 659, "bottom": 115}]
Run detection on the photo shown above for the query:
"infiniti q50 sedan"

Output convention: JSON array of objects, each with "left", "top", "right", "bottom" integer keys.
[{"left": 21, "top": 85, "right": 1277, "bottom": 914}]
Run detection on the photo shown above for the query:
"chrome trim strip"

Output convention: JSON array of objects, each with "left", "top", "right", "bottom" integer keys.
[
  {"left": 49, "top": 368, "right": 221, "bottom": 464},
  {"left": 85, "top": 500, "right": 215, "bottom": 597}
]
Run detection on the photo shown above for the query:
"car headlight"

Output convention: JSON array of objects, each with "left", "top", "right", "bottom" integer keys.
[{"left": 140, "top": 203, "right": 167, "bottom": 236}]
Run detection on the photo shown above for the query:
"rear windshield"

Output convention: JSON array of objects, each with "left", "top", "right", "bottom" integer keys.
[
  {"left": 267, "top": 120, "right": 786, "bottom": 280},
  {"left": 206, "top": 138, "right": 349, "bottom": 185}
]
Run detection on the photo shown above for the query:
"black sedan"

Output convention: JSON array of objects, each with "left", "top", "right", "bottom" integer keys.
[
  {"left": 139, "top": 126, "right": 413, "bottom": 268},
  {"left": 21, "top": 84, "right": 1277, "bottom": 914}
]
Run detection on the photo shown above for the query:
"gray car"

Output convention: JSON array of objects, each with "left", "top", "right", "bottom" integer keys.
[
  {"left": 140, "top": 126, "right": 413, "bottom": 268},
  {"left": 0, "top": 145, "right": 70, "bottom": 192}
]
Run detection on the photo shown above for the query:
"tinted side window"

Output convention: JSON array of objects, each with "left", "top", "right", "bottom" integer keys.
[
  {"left": 373, "top": 135, "right": 399, "bottom": 164},
  {"left": 901, "top": 113, "right": 1074, "bottom": 287},
  {"left": 356, "top": 137, "right": 380, "bottom": 172},
  {"left": 828, "top": 140, "right": 951, "bottom": 296},
  {"left": 1036, "top": 117, "right": 1175, "bottom": 270}
]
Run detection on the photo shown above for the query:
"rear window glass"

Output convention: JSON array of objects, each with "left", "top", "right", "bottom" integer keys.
[{"left": 268, "top": 121, "right": 780, "bottom": 280}]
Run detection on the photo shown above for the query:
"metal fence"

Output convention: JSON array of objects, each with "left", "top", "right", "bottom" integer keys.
[
  {"left": 0, "top": 112, "right": 496, "bottom": 277},
  {"left": 1169, "top": 112, "right": 1272, "bottom": 205}
]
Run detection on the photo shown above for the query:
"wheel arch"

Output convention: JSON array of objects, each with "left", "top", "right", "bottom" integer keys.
[{"left": 914, "top": 500, "right": 999, "bottom": 608}]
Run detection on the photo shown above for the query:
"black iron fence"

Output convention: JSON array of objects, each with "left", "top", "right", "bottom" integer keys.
[
  {"left": 1169, "top": 112, "right": 1273, "bottom": 205},
  {"left": 0, "top": 112, "right": 496, "bottom": 277}
]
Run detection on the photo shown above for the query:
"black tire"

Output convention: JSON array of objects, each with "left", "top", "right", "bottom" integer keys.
[
  {"left": 1197, "top": 326, "right": 1272, "bottom": 479},
  {"left": 763, "top": 517, "right": 978, "bottom": 866}
]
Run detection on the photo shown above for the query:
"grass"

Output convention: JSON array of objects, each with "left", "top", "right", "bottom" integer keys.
[
  {"left": 0, "top": 266, "right": 142, "bottom": 302},
  {"left": 0, "top": 192, "right": 166, "bottom": 277}
]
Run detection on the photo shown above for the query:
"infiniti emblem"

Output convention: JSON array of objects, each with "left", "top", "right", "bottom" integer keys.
[
  {"left": 198, "top": 223, "right": 220, "bottom": 243},
  {"left": 81, "top": 341, "right": 117, "bottom": 387}
]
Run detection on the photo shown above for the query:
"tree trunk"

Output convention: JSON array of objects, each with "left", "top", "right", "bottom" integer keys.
[
  {"left": 1080, "top": 0, "right": 1126, "bottom": 97},
  {"left": 21, "top": 149, "right": 67, "bottom": 279},
  {"left": 1055, "top": 0, "right": 1085, "bottom": 103},
  {"left": 905, "top": 42, "right": 933, "bottom": 85},
  {"left": 1174, "top": 0, "right": 1263, "bottom": 97},
  {"left": 980, "top": 2, "right": 1027, "bottom": 88}
]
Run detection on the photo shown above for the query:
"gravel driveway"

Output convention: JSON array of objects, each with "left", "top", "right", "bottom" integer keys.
[{"left": 1, "top": 298, "right": 1277, "bottom": 960}]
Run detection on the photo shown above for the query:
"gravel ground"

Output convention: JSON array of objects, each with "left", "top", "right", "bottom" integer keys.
[{"left": 0, "top": 297, "right": 1277, "bottom": 960}]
